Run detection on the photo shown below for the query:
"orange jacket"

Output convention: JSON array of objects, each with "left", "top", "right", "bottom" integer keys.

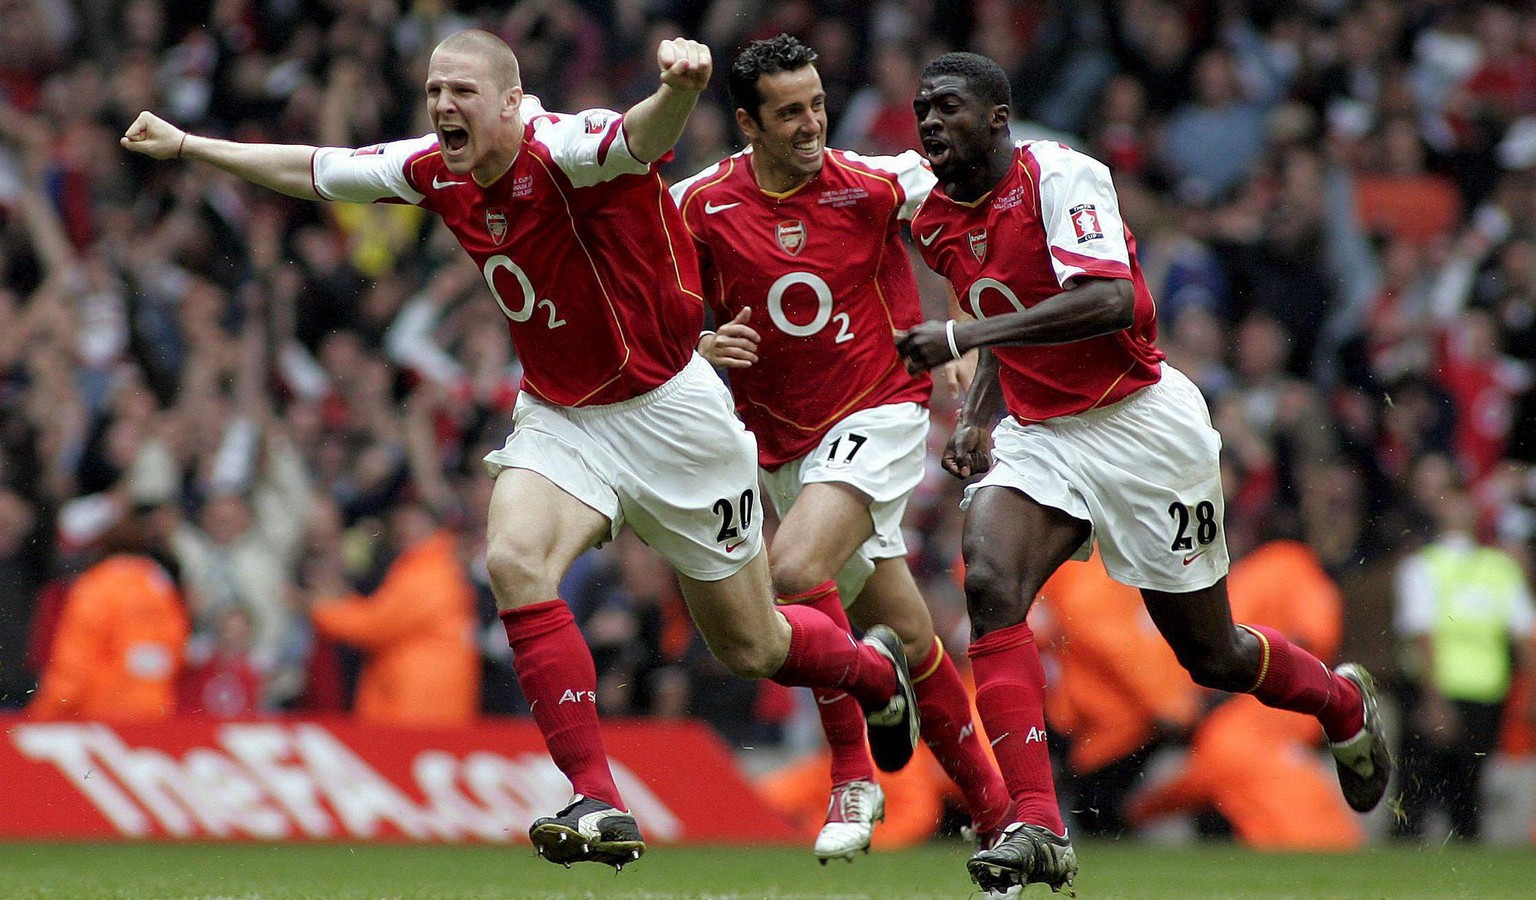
[
  {"left": 29, "top": 555, "right": 188, "bottom": 721},
  {"left": 311, "top": 531, "right": 480, "bottom": 726},
  {"left": 1128, "top": 542, "right": 1360, "bottom": 850},
  {"left": 1036, "top": 558, "right": 1199, "bottom": 774},
  {"left": 1128, "top": 696, "right": 1364, "bottom": 850},
  {"left": 1226, "top": 540, "right": 1343, "bottom": 663}
]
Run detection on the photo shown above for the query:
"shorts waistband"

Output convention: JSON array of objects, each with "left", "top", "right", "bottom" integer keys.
[{"left": 556, "top": 354, "right": 712, "bottom": 421}]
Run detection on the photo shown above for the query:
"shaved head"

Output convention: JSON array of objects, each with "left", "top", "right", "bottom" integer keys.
[{"left": 435, "top": 29, "right": 521, "bottom": 91}]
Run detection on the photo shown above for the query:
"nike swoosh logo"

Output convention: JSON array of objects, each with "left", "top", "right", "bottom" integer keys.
[
  {"left": 433, "top": 176, "right": 466, "bottom": 189},
  {"left": 1183, "top": 549, "right": 1209, "bottom": 566},
  {"left": 725, "top": 540, "right": 747, "bottom": 553},
  {"left": 705, "top": 201, "right": 741, "bottom": 215},
  {"left": 919, "top": 226, "right": 944, "bottom": 246},
  {"left": 816, "top": 693, "right": 849, "bottom": 705}
]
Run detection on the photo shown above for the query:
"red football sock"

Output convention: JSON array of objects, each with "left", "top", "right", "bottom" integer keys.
[
  {"left": 913, "top": 638, "right": 1011, "bottom": 833},
  {"left": 967, "top": 621, "right": 1064, "bottom": 834},
  {"left": 1239, "top": 624, "right": 1363, "bottom": 743},
  {"left": 501, "top": 600, "right": 624, "bottom": 810},
  {"left": 779, "top": 581, "right": 874, "bottom": 786},
  {"left": 773, "top": 602, "right": 897, "bottom": 708}
]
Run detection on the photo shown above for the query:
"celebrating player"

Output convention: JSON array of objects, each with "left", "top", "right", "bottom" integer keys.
[
  {"left": 121, "top": 29, "right": 919, "bottom": 869},
  {"left": 895, "top": 52, "right": 1391, "bottom": 894},
  {"left": 670, "top": 35, "right": 1010, "bottom": 863}
]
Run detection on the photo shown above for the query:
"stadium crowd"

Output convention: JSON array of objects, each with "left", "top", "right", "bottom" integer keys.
[{"left": 3, "top": 0, "right": 1536, "bottom": 844}]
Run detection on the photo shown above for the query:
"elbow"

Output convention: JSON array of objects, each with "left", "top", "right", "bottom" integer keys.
[{"left": 1102, "top": 279, "right": 1135, "bottom": 332}]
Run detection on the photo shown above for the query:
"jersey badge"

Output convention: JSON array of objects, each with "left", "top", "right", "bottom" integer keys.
[
  {"left": 776, "top": 219, "right": 807, "bottom": 256},
  {"left": 351, "top": 144, "right": 385, "bottom": 156},
  {"left": 486, "top": 208, "right": 509, "bottom": 244},
  {"left": 968, "top": 227, "right": 988, "bottom": 262},
  {"left": 583, "top": 112, "right": 612, "bottom": 135},
  {"left": 1070, "top": 204, "right": 1103, "bottom": 242}
]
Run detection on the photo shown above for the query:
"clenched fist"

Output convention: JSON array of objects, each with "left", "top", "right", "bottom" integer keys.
[
  {"left": 120, "top": 111, "right": 186, "bottom": 160},
  {"left": 658, "top": 38, "right": 712, "bottom": 93}
]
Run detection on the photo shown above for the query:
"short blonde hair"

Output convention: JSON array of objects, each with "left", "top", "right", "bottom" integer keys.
[{"left": 435, "top": 29, "right": 521, "bottom": 92}]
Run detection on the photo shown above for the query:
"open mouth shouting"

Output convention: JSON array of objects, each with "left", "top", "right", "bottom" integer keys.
[
  {"left": 439, "top": 124, "right": 470, "bottom": 156},
  {"left": 922, "top": 135, "right": 951, "bottom": 170}
]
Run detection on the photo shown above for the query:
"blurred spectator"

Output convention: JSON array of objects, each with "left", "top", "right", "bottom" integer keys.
[
  {"left": 307, "top": 502, "right": 479, "bottom": 727},
  {"left": 178, "top": 602, "right": 265, "bottom": 718},
  {"left": 1392, "top": 480, "right": 1536, "bottom": 842},
  {"left": 28, "top": 502, "right": 187, "bottom": 721}
]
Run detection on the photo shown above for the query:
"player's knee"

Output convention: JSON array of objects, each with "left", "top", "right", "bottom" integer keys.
[
  {"left": 963, "top": 558, "right": 1031, "bottom": 636},
  {"left": 768, "top": 545, "right": 835, "bottom": 597},
  {"left": 713, "top": 638, "right": 780, "bottom": 680},
  {"left": 1178, "top": 642, "right": 1253, "bottom": 693},
  {"left": 484, "top": 542, "right": 561, "bottom": 607}
]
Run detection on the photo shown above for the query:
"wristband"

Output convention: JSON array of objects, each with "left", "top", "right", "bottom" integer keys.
[
  {"left": 945, "top": 319, "right": 962, "bottom": 361},
  {"left": 177, "top": 132, "right": 189, "bottom": 159}
]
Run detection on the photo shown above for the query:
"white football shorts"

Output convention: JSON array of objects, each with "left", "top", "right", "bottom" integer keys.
[
  {"left": 962, "top": 364, "right": 1229, "bottom": 592},
  {"left": 759, "top": 401, "right": 928, "bottom": 602},
  {"left": 484, "top": 354, "right": 763, "bottom": 581}
]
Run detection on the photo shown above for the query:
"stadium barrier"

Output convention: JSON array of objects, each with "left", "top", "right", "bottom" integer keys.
[{"left": 0, "top": 715, "right": 799, "bottom": 844}]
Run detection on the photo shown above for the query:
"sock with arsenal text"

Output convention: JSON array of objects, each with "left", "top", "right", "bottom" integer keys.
[
  {"left": 502, "top": 600, "right": 625, "bottom": 810},
  {"left": 967, "top": 621, "right": 1064, "bottom": 834},
  {"left": 913, "top": 637, "right": 1011, "bottom": 833}
]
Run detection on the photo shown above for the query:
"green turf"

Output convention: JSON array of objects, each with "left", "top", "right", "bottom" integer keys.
[{"left": 0, "top": 840, "right": 1529, "bottom": 899}]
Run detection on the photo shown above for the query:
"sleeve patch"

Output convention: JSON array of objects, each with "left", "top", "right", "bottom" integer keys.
[
  {"left": 352, "top": 144, "right": 386, "bottom": 156},
  {"left": 1070, "top": 204, "right": 1103, "bottom": 242}
]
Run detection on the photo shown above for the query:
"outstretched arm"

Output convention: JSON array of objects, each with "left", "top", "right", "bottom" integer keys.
[
  {"left": 622, "top": 38, "right": 712, "bottom": 163},
  {"left": 897, "top": 277, "right": 1134, "bottom": 373},
  {"left": 121, "top": 111, "right": 323, "bottom": 200}
]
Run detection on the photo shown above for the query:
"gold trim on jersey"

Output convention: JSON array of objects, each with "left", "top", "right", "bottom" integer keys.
[
  {"left": 525, "top": 151, "right": 630, "bottom": 407},
  {"left": 682, "top": 157, "right": 739, "bottom": 242},
  {"left": 1086, "top": 360, "right": 1140, "bottom": 412},
  {"left": 655, "top": 171, "right": 704, "bottom": 304},
  {"left": 744, "top": 356, "right": 903, "bottom": 434}
]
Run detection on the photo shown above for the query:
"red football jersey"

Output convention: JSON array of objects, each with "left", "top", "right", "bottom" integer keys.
[
  {"left": 672, "top": 148, "right": 934, "bottom": 468},
  {"left": 913, "top": 142, "right": 1164, "bottom": 423},
  {"left": 311, "top": 98, "right": 702, "bottom": 407}
]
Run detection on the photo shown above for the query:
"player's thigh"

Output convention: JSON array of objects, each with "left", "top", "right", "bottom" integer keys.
[
  {"left": 771, "top": 481, "right": 875, "bottom": 588},
  {"left": 847, "top": 556, "right": 935, "bottom": 660},
  {"left": 766, "top": 402, "right": 927, "bottom": 592},
  {"left": 611, "top": 358, "right": 766, "bottom": 581},
  {"left": 677, "top": 549, "right": 788, "bottom": 677},
  {"left": 484, "top": 466, "right": 611, "bottom": 608},
  {"left": 962, "top": 484, "right": 1091, "bottom": 631},
  {"left": 1140, "top": 577, "right": 1245, "bottom": 665}
]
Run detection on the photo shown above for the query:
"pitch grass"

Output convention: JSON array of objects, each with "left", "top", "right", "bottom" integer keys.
[{"left": 0, "top": 840, "right": 1530, "bottom": 899}]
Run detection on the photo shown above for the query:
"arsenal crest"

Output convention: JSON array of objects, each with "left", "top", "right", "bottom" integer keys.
[
  {"left": 486, "top": 208, "right": 509, "bottom": 245},
  {"left": 776, "top": 220, "right": 806, "bottom": 256},
  {"left": 968, "top": 227, "right": 988, "bottom": 262}
]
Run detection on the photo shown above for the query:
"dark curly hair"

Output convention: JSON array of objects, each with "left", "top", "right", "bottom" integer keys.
[
  {"left": 920, "top": 52, "right": 1011, "bottom": 110},
  {"left": 729, "top": 34, "right": 819, "bottom": 125}
]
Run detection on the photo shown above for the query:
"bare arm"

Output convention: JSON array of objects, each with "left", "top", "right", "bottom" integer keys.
[
  {"left": 942, "top": 348, "right": 1004, "bottom": 479},
  {"left": 897, "top": 277, "right": 1134, "bottom": 373},
  {"left": 622, "top": 38, "right": 712, "bottom": 164},
  {"left": 121, "top": 111, "right": 323, "bottom": 200}
]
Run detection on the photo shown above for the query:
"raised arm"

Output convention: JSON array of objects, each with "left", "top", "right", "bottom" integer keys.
[
  {"left": 622, "top": 38, "right": 712, "bottom": 163},
  {"left": 121, "top": 111, "right": 323, "bottom": 200}
]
